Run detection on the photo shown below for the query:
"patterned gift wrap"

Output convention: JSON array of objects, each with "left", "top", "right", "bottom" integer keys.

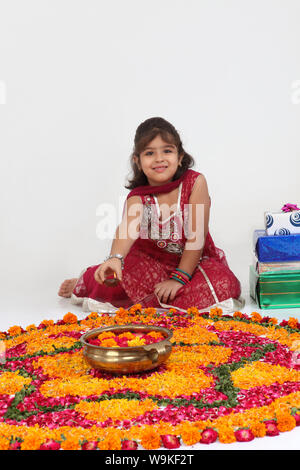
[
  {"left": 265, "top": 210, "right": 300, "bottom": 236},
  {"left": 252, "top": 255, "right": 300, "bottom": 274},
  {"left": 250, "top": 265, "right": 300, "bottom": 309},
  {"left": 0, "top": 307, "right": 299, "bottom": 450},
  {"left": 253, "top": 230, "right": 300, "bottom": 263}
]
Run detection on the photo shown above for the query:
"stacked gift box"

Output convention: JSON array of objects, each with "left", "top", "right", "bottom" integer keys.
[{"left": 250, "top": 204, "right": 300, "bottom": 309}]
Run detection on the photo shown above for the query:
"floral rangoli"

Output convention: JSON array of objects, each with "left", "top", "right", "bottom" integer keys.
[{"left": 0, "top": 306, "right": 299, "bottom": 450}]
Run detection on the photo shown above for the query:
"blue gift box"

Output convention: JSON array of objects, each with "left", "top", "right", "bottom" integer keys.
[{"left": 253, "top": 229, "right": 300, "bottom": 262}]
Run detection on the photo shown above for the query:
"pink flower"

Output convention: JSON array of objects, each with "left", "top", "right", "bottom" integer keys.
[
  {"left": 294, "top": 413, "right": 300, "bottom": 426},
  {"left": 264, "top": 420, "right": 280, "bottom": 436},
  {"left": 161, "top": 434, "right": 180, "bottom": 449},
  {"left": 234, "top": 428, "right": 255, "bottom": 442},
  {"left": 9, "top": 441, "right": 21, "bottom": 450},
  {"left": 88, "top": 339, "right": 101, "bottom": 346},
  {"left": 40, "top": 439, "right": 61, "bottom": 450},
  {"left": 199, "top": 428, "right": 218, "bottom": 444},
  {"left": 121, "top": 440, "right": 138, "bottom": 450},
  {"left": 81, "top": 441, "right": 98, "bottom": 450},
  {"left": 281, "top": 203, "right": 300, "bottom": 212}
]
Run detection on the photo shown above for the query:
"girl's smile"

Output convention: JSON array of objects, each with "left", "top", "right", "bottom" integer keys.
[{"left": 134, "top": 134, "right": 183, "bottom": 186}]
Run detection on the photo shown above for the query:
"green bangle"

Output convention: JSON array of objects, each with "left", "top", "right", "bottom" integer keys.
[
  {"left": 170, "top": 275, "right": 186, "bottom": 286},
  {"left": 176, "top": 268, "right": 192, "bottom": 280}
]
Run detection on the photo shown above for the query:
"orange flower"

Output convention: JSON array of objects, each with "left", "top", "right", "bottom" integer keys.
[
  {"left": 250, "top": 421, "right": 266, "bottom": 438},
  {"left": 128, "top": 304, "right": 142, "bottom": 314},
  {"left": 100, "top": 338, "right": 119, "bottom": 347},
  {"left": 187, "top": 306, "right": 199, "bottom": 315},
  {"left": 87, "top": 312, "right": 99, "bottom": 320},
  {"left": 26, "top": 324, "right": 37, "bottom": 332},
  {"left": 179, "top": 425, "right": 200, "bottom": 446},
  {"left": 251, "top": 312, "right": 262, "bottom": 323},
  {"left": 168, "top": 308, "right": 177, "bottom": 314},
  {"left": 118, "top": 332, "right": 135, "bottom": 340},
  {"left": 218, "top": 426, "right": 236, "bottom": 444},
  {"left": 98, "top": 331, "right": 116, "bottom": 340},
  {"left": 147, "top": 331, "right": 164, "bottom": 340},
  {"left": 268, "top": 318, "right": 278, "bottom": 325},
  {"left": 288, "top": 318, "right": 298, "bottom": 329},
  {"left": 0, "top": 437, "right": 10, "bottom": 450},
  {"left": 276, "top": 413, "right": 296, "bottom": 432},
  {"left": 209, "top": 308, "right": 219, "bottom": 318},
  {"left": 7, "top": 325, "right": 22, "bottom": 337},
  {"left": 20, "top": 434, "right": 44, "bottom": 450},
  {"left": 63, "top": 312, "right": 78, "bottom": 324},
  {"left": 40, "top": 320, "right": 54, "bottom": 328},
  {"left": 140, "top": 428, "right": 161, "bottom": 450},
  {"left": 98, "top": 435, "right": 122, "bottom": 450},
  {"left": 233, "top": 311, "right": 243, "bottom": 319},
  {"left": 60, "top": 437, "right": 81, "bottom": 450},
  {"left": 0, "top": 371, "right": 31, "bottom": 395}
]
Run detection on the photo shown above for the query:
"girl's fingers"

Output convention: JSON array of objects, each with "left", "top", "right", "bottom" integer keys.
[
  {"left": 94, "top": 267, "right": 103, "bottom": 284},
  {"left": 161, "top": 289, "right": 171, "bottom": 304},
  {"left": 116, "top": 267, "right": 123, "bottom": 282}
]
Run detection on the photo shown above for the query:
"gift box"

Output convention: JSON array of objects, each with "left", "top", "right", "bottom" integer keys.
[
  {"left": 265, "top": 208, "right": 300, "bottom": 236},
  {"left": 252, "top": 254, "right": 300, "bottom": 274},
  {"left": 253, "top": 229, "right": 300, "bottom": 263},
  {"left": 249, "top": 265, "right": 300, "bottom": 309}
]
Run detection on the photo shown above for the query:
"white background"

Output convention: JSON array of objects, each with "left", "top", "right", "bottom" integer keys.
[
  {"left": 0, "top": 0, "right": 300, "bottom": 450},
  {"left": 1, "top": 0, "right": 300, "bottom": 311}
]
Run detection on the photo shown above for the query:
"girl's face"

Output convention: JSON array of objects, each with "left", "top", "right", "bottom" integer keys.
[{"left": 134, "top": 134, "right": 183, "bottom": 186}]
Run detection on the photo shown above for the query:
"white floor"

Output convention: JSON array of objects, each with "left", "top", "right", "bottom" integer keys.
[{"left": 0, "top": 285, "right": 299, "bottom": 450}]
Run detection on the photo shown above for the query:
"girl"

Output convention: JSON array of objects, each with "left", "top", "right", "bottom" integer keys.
[{"left": 58, "top": 117, "right": 244, "bottom": 313}]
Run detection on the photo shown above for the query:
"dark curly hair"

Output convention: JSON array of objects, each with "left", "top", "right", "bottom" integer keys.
[{"left": 125, "top": 117, "right": 195, "bottom": 189}]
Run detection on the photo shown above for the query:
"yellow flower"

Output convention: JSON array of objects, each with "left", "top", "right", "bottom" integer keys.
[
  {"left": 0, "top": 371, "right": 31, "bottom": 395},
  {"left": 127, "top": 337, "right": 146, "bottom": 346}
]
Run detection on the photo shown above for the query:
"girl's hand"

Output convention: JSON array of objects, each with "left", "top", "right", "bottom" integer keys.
[
  {"left": 154, "top": 279, "right": 184, "bottom": 304},
  {"left": 94, "top": 258, "right": 123, "bottom": 285}
]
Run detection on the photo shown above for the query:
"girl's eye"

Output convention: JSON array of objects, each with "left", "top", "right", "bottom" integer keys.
[{"left": 145, "top": 149, "right": 172, "bottom": 156}]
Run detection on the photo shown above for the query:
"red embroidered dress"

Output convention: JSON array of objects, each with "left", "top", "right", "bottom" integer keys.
[{"left": 71, "top": 170, "right": 244, "bottom": 313}]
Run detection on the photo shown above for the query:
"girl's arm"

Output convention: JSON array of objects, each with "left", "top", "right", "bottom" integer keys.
[
  {"left": 177, "top": 174, "right": 210, "bottom": 276},
  {"left": 94, "top": 195, "right": 143, "bottom": 284},
  {"left": 109, "top": 195, "right": 143, "bottom": 258}
]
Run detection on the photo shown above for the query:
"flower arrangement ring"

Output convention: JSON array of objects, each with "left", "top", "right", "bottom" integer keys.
[{"left": 80, "top": 324, "right": 173, "bottom": 374}]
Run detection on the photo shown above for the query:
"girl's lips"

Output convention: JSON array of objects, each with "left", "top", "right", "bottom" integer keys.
[{"left": 153, "top": 166, "right": 167, "bottom": 172}]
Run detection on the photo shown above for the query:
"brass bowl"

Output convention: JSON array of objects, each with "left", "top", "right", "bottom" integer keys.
[{"left": 80, "top": 324, "right": 173, "bottom": 374}]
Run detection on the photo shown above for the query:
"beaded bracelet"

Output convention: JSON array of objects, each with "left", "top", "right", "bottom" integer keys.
[
  {"left": 169, "top": 268, "right": 192, "bottom": 286},
  {"left": 175, "top": 268, "right": 192, "bottom": 281}
]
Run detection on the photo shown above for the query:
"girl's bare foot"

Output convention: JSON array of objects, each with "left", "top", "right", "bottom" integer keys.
[{"left": 58, "top": 278, "right": 78, "bottom": 298}]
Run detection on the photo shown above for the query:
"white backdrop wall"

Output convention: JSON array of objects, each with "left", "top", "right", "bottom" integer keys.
[{"left": 0, "top": 0, "right": 300, "bottom": 313}]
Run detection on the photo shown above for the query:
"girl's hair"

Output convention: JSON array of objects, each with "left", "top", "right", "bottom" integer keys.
[{"left": 125, "top": 117, "right": 195, "bottom": 189}]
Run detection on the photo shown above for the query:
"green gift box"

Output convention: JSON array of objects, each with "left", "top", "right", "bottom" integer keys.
[{"left": 249, "top": 265, "right": 300, "bottom": 309}]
